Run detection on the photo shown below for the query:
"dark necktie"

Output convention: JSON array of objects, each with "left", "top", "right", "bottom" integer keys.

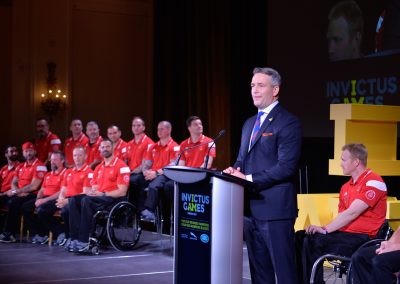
[{"left": 250, "top": 111, "right": 265, "bottom": 146}]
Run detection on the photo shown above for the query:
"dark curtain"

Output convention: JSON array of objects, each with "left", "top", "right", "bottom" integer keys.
[{"left": 154, "top": 0, "right": 268, "bottom": 169}]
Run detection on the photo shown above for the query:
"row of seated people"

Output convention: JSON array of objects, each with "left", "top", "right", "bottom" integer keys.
[
  {"left": 294, "top": 143, "right": 400, "bottom": 284},
  {"left": 0, "top": 115, "right": 216, "bottom": 253}
]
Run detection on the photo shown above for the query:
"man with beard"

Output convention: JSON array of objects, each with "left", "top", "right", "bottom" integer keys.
[
  {"left": 0, "top": 142, "right": 47, "bottom": 243},
  {"left": 0, "top": 146, "right": 20, "bottom": 230},
  {"left": 35, "top": 118, "right": 62, "bottom": 164},
  {"left": 85, "top": 121, "right": 103, "bottom": 170},
  {"left": 68, "top": 138, "right": 130, "bottom": 252},
  {"left": 0, "top": 145, "right": 20, "bottom": 197},
  {"left": 21, "top": 151, "right": 67, "bottom": 244}
]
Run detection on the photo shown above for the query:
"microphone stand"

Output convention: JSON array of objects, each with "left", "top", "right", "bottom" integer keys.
[{"left": 203, "top": 130, "right": 226, "bottom": 169}]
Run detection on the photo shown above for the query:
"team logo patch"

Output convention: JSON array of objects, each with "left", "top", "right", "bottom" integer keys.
[
  {"left": 123, "top": 175, "right": 129, "bottom": 183},
  {"left": 365, "top": 190, "right": 376, "bottom": 200},
  {"left": 37, "top": 172, "right": 44, "bottom": 178}
]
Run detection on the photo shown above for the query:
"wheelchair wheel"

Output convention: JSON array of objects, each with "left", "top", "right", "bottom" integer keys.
[
  {"left": 322, "top": 259, "right": 349, "bottom": 284},
  {"left": 92, "top": 210, "right": 108, "bottom": 243},
  {"left": 311, "top": 254, "right": 351, "bottom": 284},
  {"left": 91, "top": 246, "right": 100, "bottom": 255},
  {"left": 107, "top": 201, "right": 141, "bottom": 251}
]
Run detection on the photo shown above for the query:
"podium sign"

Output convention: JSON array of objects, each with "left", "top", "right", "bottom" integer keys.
[
  {"left": 163, "top": 166, "right": 252, "bottom": 284},
  {"left": 177, "top": 179, "right": 212, "bottom": 283}
]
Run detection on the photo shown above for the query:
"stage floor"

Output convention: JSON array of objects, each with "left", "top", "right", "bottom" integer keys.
[{"left": 0, "top": 231, "right": 252, "bottom": 284}]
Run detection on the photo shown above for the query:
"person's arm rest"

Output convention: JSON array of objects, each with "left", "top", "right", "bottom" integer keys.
[
  {"left": 17, "top": 178, "right": 43, "bottom": 195},
  {"left": 35, "top": 191, "right": 60, "bottom": 207},
  {"left": 325, "top": 199, "right": 369, "bottom": 233},
  {"left": 388, "top": 227, "right": 400, "bottom": 244},
  {"left": 82, "top": 186, "right": 91, "bottom": 195},
  {"left": 142, "top": 160, "right": 153, "bottom": 172},
  {"left": 376, "top": 228, "right": 400, "bottom": 254},
  {"left": 104, "top": 184, "right": 128, "bottom": 198},
  {"left": 11, "top": 176, "right": 18, "bottom": 190}
]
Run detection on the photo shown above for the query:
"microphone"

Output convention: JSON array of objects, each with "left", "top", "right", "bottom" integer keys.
[
  {"left": 174, "top": 139, "right": 212, "bottom": 166},
  {"left": 203, "top": 129, "right": 226, "bottom": 169}
]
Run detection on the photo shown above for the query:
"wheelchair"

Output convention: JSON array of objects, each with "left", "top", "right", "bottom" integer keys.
[
  {"left": 88, "top": 200, "right": 142, "bottom": 255},
  {"left": 309, "top": 220, "right": 394, "bottom": 284}
]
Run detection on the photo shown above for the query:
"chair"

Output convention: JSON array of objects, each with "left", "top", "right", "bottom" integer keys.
[
  {"left": 89, "top": 200, "right": 141, "bottom": 255},
  {"left": 309, "top": 220, "right": 394, "bottom": 284}
]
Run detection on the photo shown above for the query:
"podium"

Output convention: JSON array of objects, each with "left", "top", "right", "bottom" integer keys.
[{"left": 163, "top": 166, "right": 253, "bottom": 284}]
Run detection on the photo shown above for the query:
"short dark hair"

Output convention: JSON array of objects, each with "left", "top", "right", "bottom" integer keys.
[
  {"left": 342, "top": 143, "right": 368, "bottom": 166},
  {"left": 51, "top": 150, "right": 65, "bottom": 161},
  {"left": 107, "top": 125, "right": 120, "bottom": 131},
  {"left": 4, "top": 145, "right": 17, "bottom": 154},
  {"left": 101, "top": 137, "right": 114, "bottom": 146},
  {"left": 132, "top": 116, "right": 145, "bottom": 126},
  {"left": 186, "top": 116, "right": 201, "bottom": 127}
]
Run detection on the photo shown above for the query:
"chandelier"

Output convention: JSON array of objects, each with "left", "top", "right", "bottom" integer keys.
[{"left": 40, "top": 62, "right": 67, "bottom": 119}]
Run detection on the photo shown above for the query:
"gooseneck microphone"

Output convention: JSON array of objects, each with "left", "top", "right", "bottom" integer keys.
[{"left": 203, "top": 129, "right": 226, "bottom": 169}]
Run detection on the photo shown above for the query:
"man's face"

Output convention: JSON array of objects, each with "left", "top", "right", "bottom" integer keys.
[
  {"left": 23, "top": 148, "right": 36, "bottom": 162},
  {"left": 107, "top": 127, "right": 121, "bottom": 143},
  {"left": 157, "top": 123, "right": 170, "bottom": 140},
  {"left": 50, "top": 153, "right": 64, "bottom": 171},
  {"left": 188, "top": 119, "right": 203, "bottom": 136},
  {"left": 36, "top": 120, "right": 49, "bottom": 138},
  {"left": 251, "top": 73, "right": 279, "bottom": 109},
  {"left": 73, "top": 148, "right": 86, "bottom": 167},
  {"left": 100, "top": 141, "right": 113, "bottom": 159},
  {"left": 86, "top": 124, "right": 99, "bottom": 141},
  {"left": 5, "top": 147, "right": 18, "bottom": 162},
  {"left": 340, "top": 150, "right": 358, "bottom": 176},
  {"left": 131, "top": 119, "right": 145, "bottom": 136},
  {"left": 70, "top": 120, "right": 83, "bottom": 136},
  {"left": 327, "top": 17, "right": 359, "bottom": 61}
]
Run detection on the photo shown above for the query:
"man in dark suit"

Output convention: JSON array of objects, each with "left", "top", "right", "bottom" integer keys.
[{"left": 224, "top": 67, "right": 302, "bottom": 284}]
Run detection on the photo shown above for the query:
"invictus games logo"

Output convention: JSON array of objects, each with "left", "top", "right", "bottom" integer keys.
[
  {"left": 326, "top": 76, "right": 398, "bottom": 104},
  {"left": 181, "top": 193, "right": 210, "bottom": 216}
]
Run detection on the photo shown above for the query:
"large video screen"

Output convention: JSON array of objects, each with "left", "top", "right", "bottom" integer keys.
[{"left": 267, "top": 0, "right": 400, "bottom": 137}]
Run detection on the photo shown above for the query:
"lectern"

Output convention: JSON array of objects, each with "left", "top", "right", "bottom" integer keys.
[{"left": 163, "top": 166, "right": 253, "bottom": 284}]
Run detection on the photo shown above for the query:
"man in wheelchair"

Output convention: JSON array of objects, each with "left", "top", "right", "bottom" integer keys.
[
  {"left": 351, "top": 226, "right": 400, "bottom": 284},
  {"left": 296, "top": 143, "right": 387, "bottom": 284},
  {"left": 68, "top": 138, "right": 130, "bottom": 253}
]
